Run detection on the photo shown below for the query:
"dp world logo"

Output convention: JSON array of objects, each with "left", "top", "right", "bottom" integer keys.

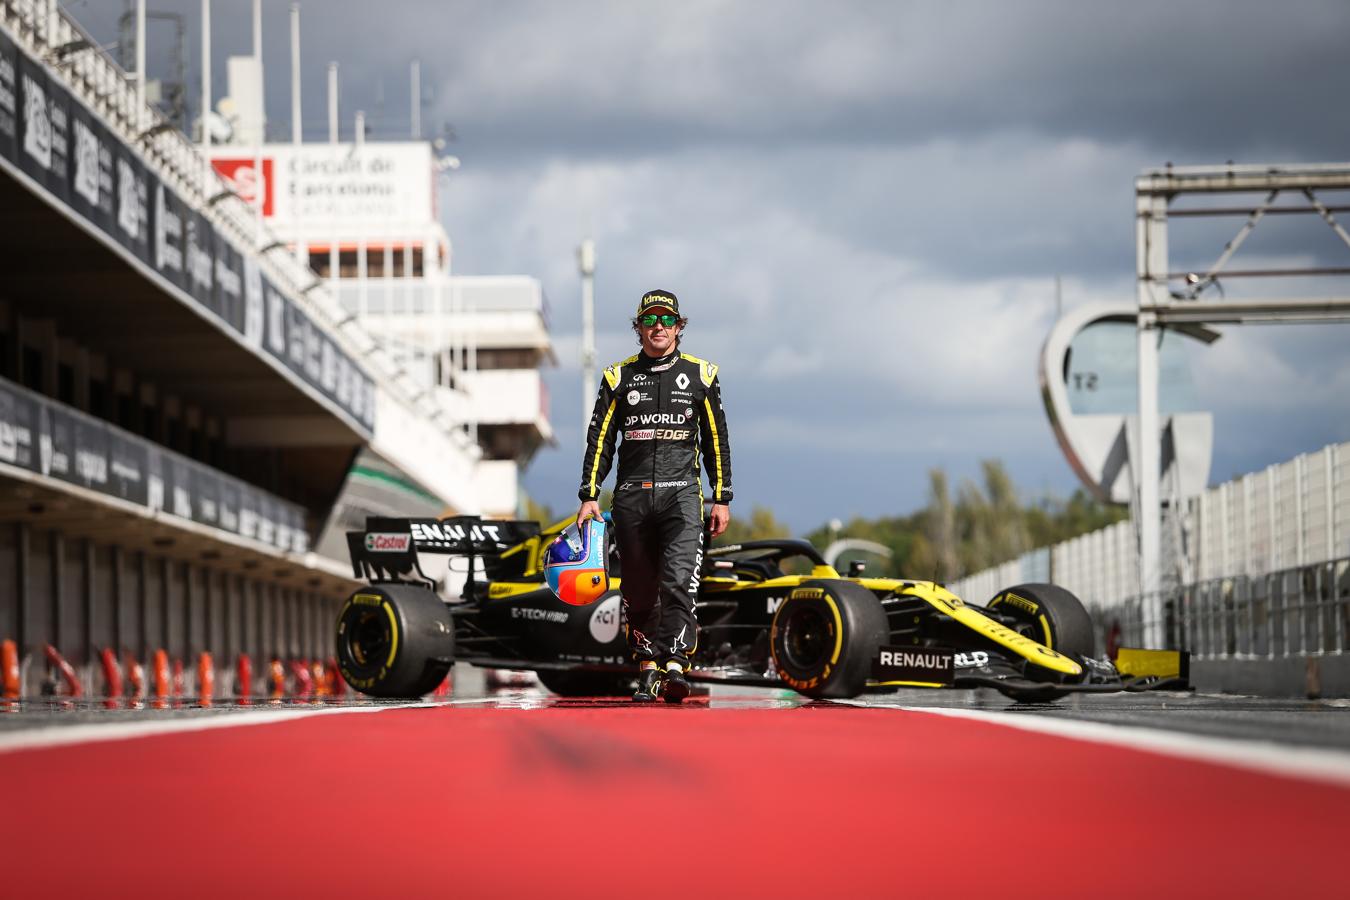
[{"left": 365, "top": 533, "right": 411, "bottom": 553}]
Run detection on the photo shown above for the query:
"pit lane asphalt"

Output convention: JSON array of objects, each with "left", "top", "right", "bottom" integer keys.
[{"left": 4, "top": 663, "right": 1350, "bottom": 751}]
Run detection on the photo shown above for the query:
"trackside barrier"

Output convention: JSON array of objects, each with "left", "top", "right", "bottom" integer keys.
[
  {"left": 125, "top": 653, "right": 145, "bottom": 699},
  {"left": 950, "top": 440, "right": 1350, "bottom": 654},
  {"left": 237, "top": 654, "right": 253, "bottom": 701},
  {"left": 311, "top": 660, "right": 329, "bottom": 698},
  {"left": 99, "top": 649, "right": 123, "bottom": 698},
  {"left": 171, "top": 658, "right": 184, "bottom": 698},
  {"left": 291, "top": 660, "right": 314, "bottom": 699},
  {"left": 197, "top": 653, "right": 214, "bottom": 704},
  {"left": 327, "top": 658, "right": 347, "bottom": 698},
  {"left": 269, "top": 658, "right": 286, "bottom": 699},
  {"left": 152, "top": 650, "right": 170, "bottom": 700},
  {"left": 2, "top": 640, "right": 19, "bottom": 699},
  {"left": 1099, "top": 555, "right": 1350, "bottom": 659},
  {"left": 43, "top": 645, "right": 82, "bottom": 697}
]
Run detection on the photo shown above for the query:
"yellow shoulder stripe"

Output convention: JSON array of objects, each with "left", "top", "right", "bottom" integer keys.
[
  {"left": 680, "top": 353, "right": 718, "bottom": 387},
  {"left": 602, "top": 355, "right": 639, "bottom": 390}
]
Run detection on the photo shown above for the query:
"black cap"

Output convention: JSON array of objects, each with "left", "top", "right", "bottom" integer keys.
[{"left": 637, "top": 289, "right": 680, "bottom": 317}]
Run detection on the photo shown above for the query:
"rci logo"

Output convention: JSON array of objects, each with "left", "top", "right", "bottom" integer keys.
[{"left": 589, "top": 595, "right": 622, "bottom": 643}]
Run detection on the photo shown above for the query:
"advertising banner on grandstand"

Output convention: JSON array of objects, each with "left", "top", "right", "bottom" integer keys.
[
  {"left": 212, "top": 228, "right": 245, "bottom": 331},
  {"left": 0, "top": 377, "right": 309, "bottom": 553},
  {"left": 0, "top": 29, "right": 17, "bottom": 162},
  {"left": 0, "top": 24, "right": 375, "bottom": 435},
  {"left": 0, "top": 382, "right": 37, "bottom": 471},
  {"left": 14, "top": 49, "right": 71, "bottom": 205},
  {"left": 67, "top": 103, "right": 118, "bottom": 238},
  {"left": 152, "top": 178, "right": 190, "bottom": 294},
  {"left": 209, "top": 143, "right": 434, "bottom": 237}
]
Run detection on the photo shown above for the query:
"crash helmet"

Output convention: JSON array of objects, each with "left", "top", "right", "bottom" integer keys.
[{"left": 543, "top": 517, "right": 611, "bottom": 606}]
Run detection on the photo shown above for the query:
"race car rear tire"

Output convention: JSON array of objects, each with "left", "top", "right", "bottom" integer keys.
[
  {"left": 536, "top": 669, "right": 634, "bottom": 697},
  {"left": 335, "top": 584, "right": 455, "bottom": 698},
  {"left": 987, "top": 583, "right": 1093, "bottom": 702},
  {"left": 770, "top": 580, "right": 887, "bottom": 699}
]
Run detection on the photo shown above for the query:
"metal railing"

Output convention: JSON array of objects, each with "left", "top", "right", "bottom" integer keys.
[
  {"left": 1098, "top": 556, "right": 1350, "bottom": 659},
  {"left": 1, "top": 0, "right": 475, "bottom": 451}
]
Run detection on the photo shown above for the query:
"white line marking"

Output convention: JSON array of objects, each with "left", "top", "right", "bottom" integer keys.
[
  {"left": 0, "top": 702, "right": 448, "bottom": 755},
  {"left": 891, "top": 704, "right": 1350, "bottom": 788}
]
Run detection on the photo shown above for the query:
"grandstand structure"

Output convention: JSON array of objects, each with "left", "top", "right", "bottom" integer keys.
[{"left": 0, "top": 3, "right": 550, "bottom": 698}]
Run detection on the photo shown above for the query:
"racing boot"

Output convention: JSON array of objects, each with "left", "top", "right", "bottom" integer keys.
[
  {"left": 662, "top": 667, "right": 690, "bottom": 704},
  {"left": 632, "top": 668, "right": 662, "bottom": 703}
]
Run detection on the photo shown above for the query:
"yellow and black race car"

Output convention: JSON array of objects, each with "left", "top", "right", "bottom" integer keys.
[{"left": 335, "top": 515, "right": 1187, "bottom": 702}]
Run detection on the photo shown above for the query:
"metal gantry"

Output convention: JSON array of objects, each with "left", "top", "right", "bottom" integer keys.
[{"left": 1135, "top": 163, "right": 1350, "bottom": 645}]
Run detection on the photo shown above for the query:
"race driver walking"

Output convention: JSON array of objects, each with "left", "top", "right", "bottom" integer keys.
[{"left": 576, "top": 289, "right": 733, "bottom": 702}]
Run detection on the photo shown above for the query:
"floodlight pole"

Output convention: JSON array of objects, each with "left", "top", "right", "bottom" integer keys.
[
  {"left": 579, "top": 238, "right": 597, "bottom": 437},
  {"left": 410, "top": 59, "right": 421, "bottom": 139},
  {"left": 135, "top": 0, "right": 146, "bottom": 131},
  {"left": 290, "top": 4, "right": 301, "bottom": 145},
  {"left": 1135, "top": 191, "right": 1167, "bottom": 647},
  {"left": 327, "top": 62, "right": 338, "bottom": 143},
  {"left": 252, "top": 0, "right": 264, "bottom": 243},
  {"left": 200, "top": 0, "right": 210, "bottom": 163}
]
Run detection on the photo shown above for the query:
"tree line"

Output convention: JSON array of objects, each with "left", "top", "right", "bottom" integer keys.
[
  {"left": 716, "top": 460, "right": 1125, "bottom": 582},
  {"left": 523, "top": 459, "right": 1124, "bottom": 583}
]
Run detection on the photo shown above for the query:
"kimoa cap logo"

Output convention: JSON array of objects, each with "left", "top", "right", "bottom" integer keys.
[{"left": 638, "top": 289, "right": 680, "bottom": 315}]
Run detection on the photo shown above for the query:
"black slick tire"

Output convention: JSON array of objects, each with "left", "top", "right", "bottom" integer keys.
[
  {"left": 986, "top": 583, "right": 1094, "bottom": 702},
  {"left": 335, "top": 584, "right": 454, "bottom": 698},
  {"left": 770, "top": 580, "right": 888, "bottom": 699}
]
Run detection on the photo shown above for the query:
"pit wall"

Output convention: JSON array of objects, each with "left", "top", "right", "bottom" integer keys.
[{"left": 0, "top": 523, "right": 346, "bottom": 700}]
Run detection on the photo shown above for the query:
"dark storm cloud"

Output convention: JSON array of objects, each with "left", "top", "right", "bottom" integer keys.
[
  {"left": 76, "top": 1, "right": 1350, "bottom": 157},
  {"left": 65, "top": 0, "right": 1350, "bottom": 529}
]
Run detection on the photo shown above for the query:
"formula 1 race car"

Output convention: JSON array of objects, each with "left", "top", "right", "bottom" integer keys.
[{"left": 334, "top": 515, "right": 1188, "bottom": 702}]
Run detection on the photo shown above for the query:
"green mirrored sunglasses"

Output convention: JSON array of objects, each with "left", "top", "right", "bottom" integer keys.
[{"left": 637, "top": 314, "right": 679, "bottom": 327}]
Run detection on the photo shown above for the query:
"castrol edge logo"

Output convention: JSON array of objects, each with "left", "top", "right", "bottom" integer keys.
[{"left": 364, "top": 532, "right": 412, "bottom": 553}]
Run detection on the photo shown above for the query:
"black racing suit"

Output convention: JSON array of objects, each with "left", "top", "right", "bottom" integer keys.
[{"left": 578, "top": 348, "right": 733, "bottom": 668}]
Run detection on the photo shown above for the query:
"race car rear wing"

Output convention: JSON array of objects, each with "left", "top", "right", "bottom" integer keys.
[{"left": 347, "top": 516, "right": 541, "bottom": 589}]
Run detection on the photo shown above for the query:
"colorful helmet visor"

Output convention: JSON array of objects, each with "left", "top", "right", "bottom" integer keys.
[{"left": 543, "top": 518, "right": 611, "bottom": 606}]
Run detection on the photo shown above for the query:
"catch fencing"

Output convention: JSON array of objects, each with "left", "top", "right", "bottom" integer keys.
[{"left": 949, "top": 441, "right": 1350, "bottom": 657}]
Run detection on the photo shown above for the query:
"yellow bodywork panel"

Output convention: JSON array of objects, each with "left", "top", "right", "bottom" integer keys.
[
  {"left": 1115, "top": 647, "right": 1186, "bottom": 679},
  {"left": 902, "top": 581, "right": 1083, "bottom": 677},
  {"left": 871, "top": 680, "right": 947, "bottom": 688},
  {"left": 486, "top": 581, "right": 548, "bottom": 600}
]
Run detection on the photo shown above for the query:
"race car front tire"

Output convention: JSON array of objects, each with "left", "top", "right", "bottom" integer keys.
[
  {"left": 986, "top": 583, "right": 1094, "bottom": 702},
  {"left": 536, "top": 669, "right": 635, "bottom": 697},
  {"left": 335, "top": 584, "right": 455, "bottom": 698},
  {"left": 770, "top": 580, "right": 887, "bottom": 699},
  {"left": 986, "top": 582, "right": 1095, "bottom": 660}
]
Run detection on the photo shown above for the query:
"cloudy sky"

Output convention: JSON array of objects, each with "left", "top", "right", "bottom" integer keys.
[{"left": 74, "top": 0, "right": 1350, "bottom": 530}]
